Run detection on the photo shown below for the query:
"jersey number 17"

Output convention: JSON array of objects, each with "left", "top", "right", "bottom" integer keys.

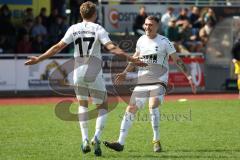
[{"left": 75, "top": 37, "right": 95, "bottom": 57}]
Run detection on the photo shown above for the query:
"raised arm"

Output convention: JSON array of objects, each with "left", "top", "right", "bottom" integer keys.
[
  {"left": 170, "top": 52, "right": 196, "bottom": 93},
  {"left": 25, "top": 41, "right": 67, "bottom": 65}
]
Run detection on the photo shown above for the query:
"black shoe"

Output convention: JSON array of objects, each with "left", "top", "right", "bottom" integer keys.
[
  {"left": 91, "top": 137, "right": 102, "bottom": 156},
  {"left": 103, "top": 141, "right": 124, "bottom": 152},
  {"left": 81, "top": 139, "right": 91, "bottom": 154}
]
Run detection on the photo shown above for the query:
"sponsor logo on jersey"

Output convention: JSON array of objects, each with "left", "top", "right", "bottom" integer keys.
[{"left": 141, "top": 54, "right": 158, "bottom": 64}]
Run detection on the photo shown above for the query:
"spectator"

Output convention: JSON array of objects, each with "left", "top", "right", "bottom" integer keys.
[
  {"left": 177, "top": 8, "right": 189, "bottom": 22},
  {"left": 32, "top": 35, "right": 47, "bottom": 53},
  {"left": 199, "top": 20, "right": 214, "bottom": 46},
  {"left": 48, "top": 16, "right": 67, "bottom": 45},
  {"left": 0, "top": 35, "right": 14, "bottom": 53},
  {"left": 203, "top": 8, "right": 217, "bottom": 26},
  {"left": 52, "top": 0, "right": 66, "bottom": 16},
  {"left": 17, "top": 19, "right": 34, "bottom": 41},
  {"left": 0, "top": 4, "right": 16, "bottom": 53},
  {"left": 0, "top": 4, "right": 15, "bottom": 37},
  {"left": 133, "top": 6, "right": 148, "bottom": 37},
  {"left": 161, "top": 7, "right": 175, "bottom": 33},
  {"left": 47, "top": 8, "right": 59, "bottom": 29},
  {"left": 179, "top": 20, "right": 203, "bottom": 52},
  {"left": 32, "top": 16, "right": 47, "bottom": 38},
  {"left": 23, "top": 8, "right": 34, "bottom": 23},
  {"left": 38, "top": 7, "right": 48, "bottom": 28},
  {"left": 183, "top": 21, "right": 203, "bottom": 52},
  {"left": 179, "top": 21, "right": 192, "bottom": 41},
  {"left": 176, "top": 20, "right": 192, "bottom": 53},
  {"left": 189, "top": 6, "right": 203, "bottom": 29},
  {"left": 60, "top": 16, "right": 70, "bottom": 53},
  {"left": 164, "top": 17, "right": 188, "bottom": 53},
  {"left": 62, "top": 16, "right": 69, "bottom": 31},
  {"left": 70, "top": 0, "right": 85, "bottom": 24},
  {"left": 164, "top": 17, "right": 180, "bottom": 42},
  {"left": 0, "top": 4, "right": 11, "bottom": 21},
  {"left": 16, "top": 34, "right": 32, "bottom": 53}
]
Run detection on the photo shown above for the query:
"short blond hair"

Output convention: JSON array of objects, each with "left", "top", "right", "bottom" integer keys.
[{"left": 80, "top": 1, "right": 96, "bottom": 19}]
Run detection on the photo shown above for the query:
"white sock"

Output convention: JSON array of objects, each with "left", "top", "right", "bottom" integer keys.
[
  {"left": 118, "top": 112, "right": 135, "bottom": 145},
  {"left": 93, "top": 109, "right": 107, "bottom": 140},
  {"left": 78, "top": 106, "right": 88, "bottom": 142},
  {"left": 150, "top": 107, "right": 160, "bottom": 141}
]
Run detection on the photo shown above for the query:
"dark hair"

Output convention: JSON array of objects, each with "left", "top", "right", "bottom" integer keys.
[
  {"left": 146, "top": 16, "right": 159, "bottom": 23},
  {"left": 26, "top": 7, "right": 33, "bottom": 12},
  {"left": 40, "top": 7, "right": 46, "bottom": 12},
  {"left": 0, "top": 4, "right": 10, "bottom": 12},
  {"left": 80, "top": 1, "right": 96, "bottom": 19},
  {"left": 167, "top": 7, "right": 174, "bottom": 11}
]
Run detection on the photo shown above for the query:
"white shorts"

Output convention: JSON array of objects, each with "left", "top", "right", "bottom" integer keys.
[
  {"left": 129, "top": 84, "right": 166, "bottom": 109},
  {"left": 73, "top": 74, "right": 107, "bottom": 104}
]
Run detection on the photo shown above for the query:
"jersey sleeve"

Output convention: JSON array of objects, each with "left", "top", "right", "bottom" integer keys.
[
  {"left": 165, "top": 38, "right": 176, "bottom": 55},
  {"left": 61, "top": 26, "right": 74, "bottom": 44},
  {"left": 98, "top": 25, "right": 111, "bottom": 45},
  {"left": 135, "top": 38, "right": 141, "bottom": 52}
]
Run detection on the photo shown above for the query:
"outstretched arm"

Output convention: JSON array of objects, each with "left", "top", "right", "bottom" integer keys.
[
  {"left": 104, "top": 42, "right": 146, "bottom": 67},
  {"left": 114, "top": 51, "right": 140, "bottom": 84},
  {"left": 170, "top": 53, "right": 196, "bottom": 94},
  {"left": 25, "top": 41, "right": 67, "bottom": 65}
]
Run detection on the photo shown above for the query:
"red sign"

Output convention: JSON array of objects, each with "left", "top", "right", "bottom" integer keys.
[{"left": 169, "top": 56, "right": 205, "bottom": 88}]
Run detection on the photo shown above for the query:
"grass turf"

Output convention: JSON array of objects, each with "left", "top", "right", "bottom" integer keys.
[{"left": 0, "top": 99, "right": 240, "bottom": 160}]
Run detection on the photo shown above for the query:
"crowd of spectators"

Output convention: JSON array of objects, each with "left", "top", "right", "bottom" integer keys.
[
  {"left": 133, "top": 6, "right": 217, "bottom": 53},
  {"left": 164, "top": 7, "right": 217, "bottom": 53},
  {"left": 0, "top": 3, "right": 218, "bottom": 54},
  {"left": 105, "top": 0, "right": 238, "bottom": 6},
  {"left": 0, "top": 5, "right": 69, "bottom": 54}
]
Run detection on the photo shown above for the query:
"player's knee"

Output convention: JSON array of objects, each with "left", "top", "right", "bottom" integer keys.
[
  {"left": 149, "top": 98, "right": 160, "bottom": 107},
  {"left": 126, "top": 105, "right": 138, "bottom": 114},
  {"left": 149, "top": 96, "right": 164, "bottom": 108}
]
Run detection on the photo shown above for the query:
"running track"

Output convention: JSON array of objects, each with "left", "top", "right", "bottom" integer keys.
[{"left": 0, "top": 93, "right": 238, "bottom": 106}]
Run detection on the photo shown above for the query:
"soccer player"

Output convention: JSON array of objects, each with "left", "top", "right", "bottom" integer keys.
[
  {"left": 232, "top": 38, "right": 240, "bottom": 98},
  {"left": 25, "top": 1, "right": 147, "bottom": 157},
  {"left": 103, "top": 16, "right": 196, "bottom": 152}
]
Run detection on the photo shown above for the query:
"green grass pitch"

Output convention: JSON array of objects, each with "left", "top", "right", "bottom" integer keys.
[{"left": 1, "top": 99, "right": 240, "bottom": 160}]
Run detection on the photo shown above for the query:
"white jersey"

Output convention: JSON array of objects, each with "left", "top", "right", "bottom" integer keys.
[
  {"left": 62, "top": 21, "right": 111, "bottom": 58},
  {"left": 136, "top": 34, "right": 176, "bottom": 84},
  {"left": 61, "top": 22, "right": 111, "bottom": 83}
]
